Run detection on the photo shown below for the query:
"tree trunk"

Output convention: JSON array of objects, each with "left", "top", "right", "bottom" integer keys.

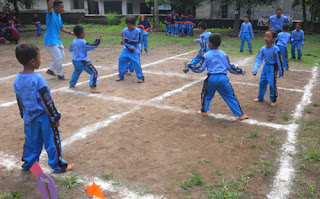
[
  {"left": 13, "top": 0, "right": 19, "bottom": 17},
  {"left": 154, "top": 0, "right": 160, "bottom": 30},
  {"left": 302, "top": 0, "right": 306, "bottom": 23},
  {"left": 233, "top": 0, "right": 241, "bottom": 36}
]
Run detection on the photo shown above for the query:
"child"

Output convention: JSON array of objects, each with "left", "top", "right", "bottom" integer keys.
[
  {"left": 180, "top": 15, "right": 186, "bottom": 37},
  {"left": 0, "top": 25, "right": 5, "bottom": 43},
  {"left": 117, "top": 15, "right": 144, "bottom": 83},
  {"left": 4, "top": 23, "right": 20, "bottom": 44},
  {"left": 238, "top": 16, "right": 254, "bottom": 53},
  {"left": 276, "top": 24, "right": 291, "bottom": 70},
  {"left": 12, "top": 16, "right": 20, "bottom": 32},
  {"left": 32, "top": 14, "right": 41, "bottom": 36},
  {"left": 169, "top": 14, "right": 175, "bottom": 36},
  {"left": 184, "top": 22, "right": 211, "bottom": 68},
  {"left": 69, "top": 25, "right": 102, "bottom": 93},
  {"left": 291, "top": 23, "right": 304, "bottom": 60},
  {"left": 184, "top": 33, "right": 248, "bottom": 120},
  {"left": 174, "top": 13, "right": 181, "bottom": 36},
  {"left": 186, "top": 15, "right": 195, "bottom": 36},
  {"left": 253, "top": 30, "right": 283, "bottom": 107},
  {"left": 164, "top": 14, "right": 170, "bottom": 35},
  {"left": 138, "top": 14, "right": 153, "bottom": 53},
  {"left": 14, "top": 44, "right": 74, "bottom": 172}
]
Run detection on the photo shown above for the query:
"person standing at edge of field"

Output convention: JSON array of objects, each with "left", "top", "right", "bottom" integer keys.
[
  {"left": 44, "top": 0, "right": 74, "bottom": 80},
  {"left": 267, "top": 8, "right": 289, "bottom": 34}
]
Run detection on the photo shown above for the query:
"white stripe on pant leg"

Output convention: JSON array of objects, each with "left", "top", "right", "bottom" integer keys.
[{"left": 57, "top": 44, "right": 65, "bottom": 76}]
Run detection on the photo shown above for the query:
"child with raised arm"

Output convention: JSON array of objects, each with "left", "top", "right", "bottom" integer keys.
[
  {"left": 291, "top": 23, "right": 304, "bottom": 60},
  {"left": 69, "top": 25, "right": 102, "bottom": 93},
  {"left": 276, "top": 24, "right": 291, "bottom": 70},
  {"left": 184, "top": 33, "right": 248, "bottom": 120},
  {"left": 238, "top": 16, "right": 254, "bottom": 54},
  {"left": 117, "top": 15, "right": 144, "bottom": 83},
  {"left": 253, "top": 30, "right": 283, "bottom": 107},
  {"left": 14, "top": 44, "right": 74, "bottom": 172}
]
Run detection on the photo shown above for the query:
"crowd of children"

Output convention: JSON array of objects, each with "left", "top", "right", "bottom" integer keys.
[
  {"left": 0, "top": 11, "right": 20, "bottom": 44},
  {"left": 164, "top": 13, "right": 195, "bottom": 37}
]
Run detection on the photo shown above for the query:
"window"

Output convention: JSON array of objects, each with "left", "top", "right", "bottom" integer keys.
[
  {"left": 221, "top": 5, "right": 228, "bottom": 18},
  {"left": 104, "top": 1, "right": 122, "bottom": 14},
  {"left": 74, "top": 0, "right": 84, "bottom": 9}
]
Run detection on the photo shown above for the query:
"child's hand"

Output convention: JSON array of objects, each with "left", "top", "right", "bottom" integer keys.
[
  {"left": 183, "top": 60, "right": 188, "bottom": 66},
  {"left": 98, "top": 34, "right": 102, "bottom": 40},
  {"left": 242, "top": 70, "right": 246, "bottom": 75},
  {"left": 132, "top": 47, "right": 136, "bottom": 52},
  {"left": 54, "top": 121, "right": 59, "bottom": 127},
  {"left": 193, "top": 39, "right": 197, "bottom": 43},
  {"left": 122, "top": 37, "right": 126, "bottom": 41},
  {"left": 201, "top": 51, "right": 205, "bottom": 56}
]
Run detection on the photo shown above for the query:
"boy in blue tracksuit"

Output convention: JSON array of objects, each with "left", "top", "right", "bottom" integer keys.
[
  {"left": 32, "top": 14, "right": 41, "bottom": 36},
  {"left": 117, "top": 15, "right": 144, "bottom": 83},
  {"left": 14, "top": 44, "right": 74, "bottom": 172},
  {"left": 276, "top": 25, "right": 291, "bottom": 70},
  {"left": 174, "top": 14, "right": 181, "bottom": 36},
  {"left": 186, "top": 15, "right": 195, "bottom": 36},
  {"left": 184, "top": 22, "right": 211, "bottom": 68},
  {"left": 169, "top": 14, "right": 175, "bottom": 36},
  {"left": 138, "top": 14, "right": 152, "bottom": 53},
  {"left": 238, "top": 16, "right": 254, "bottom": 53},
  {"left": 164, "top": 14, "right": 170, "bottom": 35},
  {"left": 184, "top": 33, "right": 248, "bottom": 120},
  {"left": 253, "top": 30, "right": 283, "bottom": 107},
  {"left": 69, "top": 25, "right": 101, "bottom": 93},
  {"left": 180, "top": 15, "right": 187, "bottom": 37},
  {"left": 291, "top": 23, "right": 304, "bottom": 60}
]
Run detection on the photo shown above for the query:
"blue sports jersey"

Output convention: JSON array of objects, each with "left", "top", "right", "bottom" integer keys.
[
  {"left": 238, "top": 22, "right": 254, "bottom": 39},
  {"left": 196, "top": 31, "right": 212, "bottom": 53},
  {"left": 44, "top": 9, "right": 64, "bottom": 46},
  {"left": 253, "top": 45, "right": 283, "bottom": 77},
  {"left": 267, "top": 15, "right": 289, "bottom": 31},
  {"left": 138, "top": 19, "right": 152, "bottom": 35},
  {"left": 14, "top": 73, "right": 60, "bottom": 123},
  {"left": 121, "top": 27, "right": 141, "bottom": 53},
  {"left": 69, "top": 38, "right": 100, "bottom": 61},
  {"left": 276, "top": 32, "right": 291, "bottom": 47},
  {"left": 186, "top": 49, "right": 245, "bottom": 75},
  {"left": 291, "top": 29, "right": 304, "bottom": 44}
]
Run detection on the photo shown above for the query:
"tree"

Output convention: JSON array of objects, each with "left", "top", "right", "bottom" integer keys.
[
  {"left": 3, "top": 0, "right": 37, "bottom": 16},
  {"left": 154, "top": 0, "right": 160, "bottom": 29}
]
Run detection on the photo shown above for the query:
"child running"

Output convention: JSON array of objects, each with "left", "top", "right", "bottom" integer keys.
[
  {"left": 69, "top": 25, "right": 102, "bottom": 93},
  {"left": 238, "top": 16, "right": 254, "bottom": 54},
  {"left": 117, "top": 15, "right": 144, "bottom": 83},
  {"left": 253, "top": 30, "right": 283, "bottom": 107},
  {"left": 291, "top": 23, "right": 304, "bottom": 60},
  {"left": 184, "top": 33, "right": 248, "bottom": 120},
  {"left": 276, "top": 24, "right": 291, "bottom": 70},
  {"left": 14, "top": 44, "right": 74, "bottom": 172}
]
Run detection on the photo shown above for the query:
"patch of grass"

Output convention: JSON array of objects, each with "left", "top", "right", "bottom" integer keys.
[
  {"left": 57, "top": 174, "right": 82, "bottom": 190},
  {"left": 111, "top": 176, "right": 126, "bottom": 185},
  {"left": 0, "top": 191, "right": 23, "bottom": 199},
  {"left": 312, "top": 102, "right": 320, "bottom": 106},
  {"left": 249, "top": 129, "right": 259, "bottom": 138},
  {"left": 180, "top": 171, "right": 204, "bottom": 190},
  {"left": 302, "top": 120, "right": 320, "bottom": 132},
  {"left": 197, "top": 158, "right": 210, "bottom": 164},
  {"left": 204, "top": 178, "right": 245, "bottom": 199},
  {"left": 101, "top": 172, "right": 115, "bottom": 180},
  {"left": 217, "top": 137, "right": 225, "bottom": 143},
  {"left": 135, "top": 185, "right": 150, "bottom": 196},
  {"left": 260, "top": 166, "right": 273, "bottom": 176},
  {"left": 250, "top": 142, "right": 258, "bottom": 148},
  {"left": 293, "top": 178, "right": 318, "bottom": 198},
  {"left": 211, "top": 169, "right": 223, "bottom": 176},
  {"left": 101, "top": 171, "right": 125, "bottom": 185},
  {"left": 282, "top": 113, "right": 291, "bottom": 121},
  {"left": 304, "top": 108, "right": 313, "bottom": 113},
  {"left": 303, "top": 150, "right": 320, "bottom": 162}
]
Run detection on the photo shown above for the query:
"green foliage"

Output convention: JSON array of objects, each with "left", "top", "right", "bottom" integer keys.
[
  {"left": 135, "top": 185, "right": 150, "bottom": 196},
  {"left": 304, "top": 108, "right": 313, "bottom": 113},
  {"left": 303, "top": 150, "right": 320, "bottom": 162},
  {"left": 180, "top": 171, "right": 204, "bottom": 190},
  {"left": 57, "top": 174, "right": 82, "bottom": 190},
  {"left": 282, "top": 113, "right": 291, "bottom": 121},
  {"left": 105, "top": 13, "right": 120, "bottom": 25},
  {"left": 205, "top": 178, "right": 245, "bottom": 199},
  {"left": 0, "top": 191, "right": 23, "bottom": 199},
  {"left": 249, "top": 129, "right": 259, "bottom": 138}
]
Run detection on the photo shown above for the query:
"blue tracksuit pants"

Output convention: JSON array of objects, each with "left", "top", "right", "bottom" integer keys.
[
  {"left": 201, "top": 74, "right": 243, "bottom": 116},
  {"left": 187, "top": 24, "right": 193, "bottom": 36},
  {"left": 141, "top": 34, "right": 148, "bottom": 50},
  {"left": 165, "top": 24, "right": 169, "bottom": 34},
  {"left": 257, "top": 64, "right": 278, "bottom": 102},
  {"left": 190, "top": 53, "right": 203, "bottom": 65},
  {"left": 118, "top": 48, "right": 143, "bottom": 80},
  {"left": 35, "top": 23, "right": 41, "bottom": 35},
  {"left": 240, "top": 32, "right": 252, "bottom": 52},
  {"left": 277, "top": 45, "right": 289, "bottom": 70},
  {"left": 181, "top": 24, "right": 186, "bottom": 36},
  {"left": 70, "top": 60, "right": 98, "bottom": 88},
  {"left": 291, "top": 40, "right": 302, "bottom": 59},
  {"left": 22, "top": 112, "right": 68, "bottom": 172},
  {"left": 170, "top": 24, "right": 175, "bottom": 36},
  {"left": 175, "top": 23, "right": 180, "bottom": 35}
]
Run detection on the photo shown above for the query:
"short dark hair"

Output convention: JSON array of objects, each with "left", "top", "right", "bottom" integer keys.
[
  {"left": 53, "top": 0, "right": 63, "bottom": 8},
  {"left": 282, "top": 24, "right": 289, "bottom": 31},
  {"left": 126, "top": 15, "right": 136, "bottom": 25},
  {"left": 244, "top": 16, "right": 249, "bottom": 19},
  {"left": 198, "top": 21, "right": 207, "bottom": 30},
  {"left": 276, "top": 8, "right": 282, "bottom": 12},
  {"left": 266, "top": 30, "right": 277, "bottom": 38},
  {"left": 16, "top": 44, "right": 39, "bottom": 66},
  {"left": 296, "top": 23, "right": 302, "bottom": 27},
  {"left": 209, "top": 33, "right": 221, "bottom": 47},
  {"left": 73, "top": 25, "right": 84, "bottom": 37}
]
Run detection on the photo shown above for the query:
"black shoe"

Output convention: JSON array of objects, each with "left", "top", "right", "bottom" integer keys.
[
  {"left": 46, "top": 69, "right": 56, "bottom": 76},
  {"left": 249, "top": 51, "right": 253, "bottom": 54},
  {"left": 145, "top": 49, "right": 148, "bottom": 53},
  {"left": 58, "top": 75, "right": 66, "bottom": 80},
  {"left": 292, "top": 57, "right": 296, "bottom": 59},
  {"left": 298, "top": 57, "right": 301, "bottom": 60},
  {"left": 240, "top": 50, "right": 243, "bottom": 53}
]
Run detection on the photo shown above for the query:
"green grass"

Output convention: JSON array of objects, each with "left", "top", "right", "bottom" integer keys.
[
  {"left": 180, "top": 171, "right": 204, "bottom": 190},
  {"left": 204, "top": 177, "right": 245, "bottom": 199},
  {"left": 312, "top": 102, "right": 320, "bottom": 106},
  {"left": 135, "top": 185, "right": 150, "bottom": 196},
  {"left": 0, "top": 192, "right": 23, "bottom": 199},
  {"left": 303, "top": 150, "right": 320, "bottom": 162},
  {"left": 250, "top": 142, "right": 258, "bottom": 148},
  {"left": 249, "top": 129, "right": 259, "bottom": 138},
  {"left": 57, "top": 174, "right": 82, "bottom": 190},
  {"left": 217, "top": 137, "right": 225, "bottom": 143},
  {"left": 101, "top": 172, "right": 125, "bottom": 185},
  {"left": 304, "top": 108, "right": 313, "bottom": 113},
  {"left": 293, "top": 178, "right": 318, "bottom": 198},
  {"left": 282, "top": 113, "right": 291, "bottom": 121}
]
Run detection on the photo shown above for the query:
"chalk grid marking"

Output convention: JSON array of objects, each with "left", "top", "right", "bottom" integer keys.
[{"left": 0, "top": 50, "right": 318, "bottom": 198}]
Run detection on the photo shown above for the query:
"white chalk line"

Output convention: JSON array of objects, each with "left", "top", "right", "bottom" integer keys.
[
  {"left": 0, "top": 62, "right": 72, "bottom": 82},
  {"left": 289, "top": 68, "right": 312, "bottom": 73},
  {"left": 267, "top": 66, "right": 318, "bottom": 199},
  {"left": 0, "top": 50, "right": 196, "bottom": 108},
  {"left": 0, "top": 151, "right": 21, "bottom": 171}
]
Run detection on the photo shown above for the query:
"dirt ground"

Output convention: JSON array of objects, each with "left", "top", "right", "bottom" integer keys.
[{"left": 0, "top": 32, "right": 319, "bottom": 199}]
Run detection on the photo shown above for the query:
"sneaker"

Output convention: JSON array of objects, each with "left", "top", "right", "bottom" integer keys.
[
  {"left": 249, "top": 51, "right": 253, "bottom": 54},
  {"left": 291, "top": 57, "right": 296, "bottom": 59},
  {"left": 137, "top": 76, "right": 145, "bottom": 83},
  {"left": 116, "top": 78, "right": 124, "bottom": 81},
  {"left": 145, "top": 48, "right": 148, "bottom": 53},
  {"left": 69, "top": 85, "right": 75, "bottom": 88},
  {"left": 58, "top": 75, "right": 66, "bottom": 80},
  {"left": 298, "top": 57, "right": 301, "bottom": 60},
  {"left": 46, "top": 69, "right": 56, "bottom": 76},
  {"left": 240, "top": 50, "right": 243, "bottom": 53},
  {"left": 90, "top": 87, "right": 101, "bottom": 93}
]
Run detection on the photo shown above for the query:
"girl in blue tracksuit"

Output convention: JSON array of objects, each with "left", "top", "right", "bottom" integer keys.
[
  {"left": 253, "top": 30, "right": 283, "bottom": 107},
  {"left": 117, "top": 15, "right": 144, "bottom": 83},
  {"left": 238, "top": 16, "right": 254, "bottom": 53},
  {"left": 138, "top": 14, "right": 152, "bottom": 53},
  {"left": 69, "top": 25, "right": 101, "bottom": 93},
  {"left": 291, "top": 23, "right": 304, "bottom": 60},
  {"left": 184, "top": 33, "right": 248, "bottom": 120},
  {"left": 276, "top": 25, "right": 291, "bottom": 69},
  {"left": 32, "top": 14, "right": 41, "bottom": 36}
]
